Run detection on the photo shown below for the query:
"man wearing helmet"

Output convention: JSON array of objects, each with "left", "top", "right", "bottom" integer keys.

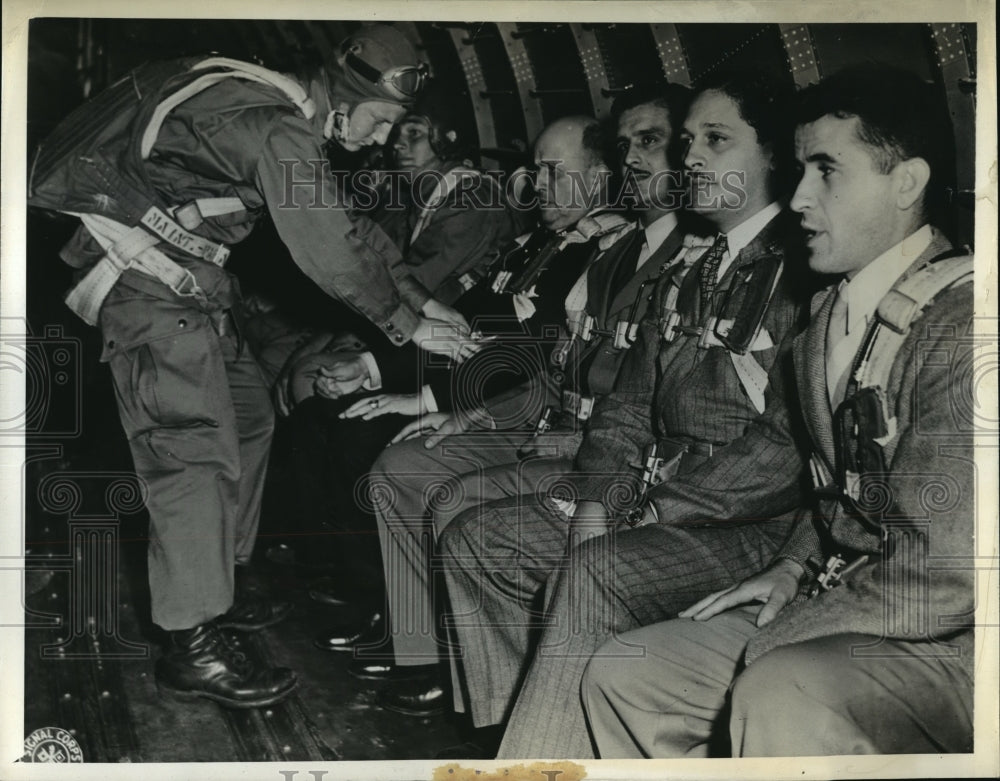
[{"left": 27, "top": 23, "right": 470, "bottom": 709}]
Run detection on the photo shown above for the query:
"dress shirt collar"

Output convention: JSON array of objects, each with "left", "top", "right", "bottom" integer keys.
[
  {"left": 723, "top": 200, "right": 783, "bottom": 259},
  {"left": 639, "top": 211, "right": 678, "bottom": 256},
  {"left": 837, "top": 224, "right": 933, "bottom": 335}
]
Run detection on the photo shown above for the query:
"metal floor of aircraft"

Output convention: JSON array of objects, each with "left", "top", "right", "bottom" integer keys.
[{"left": 23, "top": 543, "right": 466, "bottom": 763}]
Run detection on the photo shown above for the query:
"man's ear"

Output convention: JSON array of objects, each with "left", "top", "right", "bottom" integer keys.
[
  {"left": 587, "top": 162, "right": 612, "bottom": 191},
  {"left": 895, "top": 156, "right": 931, "bottom": 211},
  {"left": 762, "top": 142, "right": 776, "bottom": 171}
]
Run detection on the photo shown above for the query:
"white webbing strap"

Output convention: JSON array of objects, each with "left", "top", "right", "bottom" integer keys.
[
  {"left": 138, "top": 205, "right": 230, "bottom": 265},
  {"left": 140, "top": 58, "right": 316, "bottom": 160},
  {"left": 724, "top": 256, "right": 784, "bottom": 414},
  {"left": 192, "top": 57, "right": 315, "bottom": 118},
  {"left": 171, "top": 196, "right": 247, "bottom": 230},
  {"left": 409, "top": 167, "right": 481, "bottom": 245},
  {"left": 731, "top": 352, "right": 769, "bottom": 414},
  {"left": 851, "top": 254, "right": 973, "bottom": 453},
  {"left": 64, "top": 213, "right": 207, "bottom": 326}
]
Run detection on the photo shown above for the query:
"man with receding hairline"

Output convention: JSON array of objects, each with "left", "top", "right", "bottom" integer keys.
[
  {"left": 438, "top": 71, "right": 818, "bottom": 759},
  {"left": 315, "top": 114, "right": 626, "bottom": 710}
]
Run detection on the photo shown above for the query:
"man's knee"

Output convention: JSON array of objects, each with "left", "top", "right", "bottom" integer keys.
[
  {"left": 371, "top": 438, "right": 414, "bottom": 480},
  {"left": 582, "top": 637, "right": 632, "bottom": 704},
  {"left": 369, "top": 440, "right": 437, "bottom": 520},
  {"left": 730, "top": 641, "right": 852, "bottom": 755},
  {"left": 730, "top": 645, "right": 807, "bottom": 722},
  {"left": 427, "top": 473, "right": 472, "bottom": 530},
  {"left": 438, "top": 502, "right": 481, "bottom": 563},
  {"left": 287, "top": 396, "right": 327, "bottom": 438}
]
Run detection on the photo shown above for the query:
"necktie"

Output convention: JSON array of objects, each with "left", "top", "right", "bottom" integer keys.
[
  {"left": 634, "top": 228, "right": 651, "bottom": 270},
  {"left": 698, "top": 234, "right": 728, "bottom": 316},
  {"left": 609, "top": 227, "right": 646, "bottom": 299},
  {"left": 507, "top": 231, "right": 565, "bottom": 294},
  {"left": 825, "top": 285, "right": 855, "bottom": 406}
]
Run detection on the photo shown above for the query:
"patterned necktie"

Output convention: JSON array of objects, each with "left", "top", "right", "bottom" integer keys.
[{"left": 698, "top": 234, "right": 728, "bottom": 315}]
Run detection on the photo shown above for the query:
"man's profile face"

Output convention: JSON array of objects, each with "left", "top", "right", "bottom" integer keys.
[
  {"left": 533, "top": 128, "right": 601, "bottom": 232},
  {"left": 616, "top": 103, "right": 674, "bottom": 209},
  {"left": 335, "top": 100, "right": 407, "bottom": 150},
  {"left": 791, "top": 114, "right": 901, "bottom": 278}
]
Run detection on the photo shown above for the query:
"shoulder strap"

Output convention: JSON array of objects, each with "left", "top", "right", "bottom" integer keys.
[
  {"left": 855, "top": 252, "right": 973, "bottom": 402},
  {"left": 832, "top": 250, "right": 972, "bottom": 524},
  {"left": 409, "top": 166, "right": 483, "bottom": 244},
  {"left": 140, "top": 57, "right": 316, "bottom": 160}
]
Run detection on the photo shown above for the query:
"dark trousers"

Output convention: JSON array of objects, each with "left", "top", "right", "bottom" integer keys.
[{"left": 285, "top": 395, "right": 409, "bottom": 591}]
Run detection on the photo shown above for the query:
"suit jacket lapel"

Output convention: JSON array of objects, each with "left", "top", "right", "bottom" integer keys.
[
  {"left": 699, "top": 210, "right": 792, "bottom": 323},
  {"left": 585, "top": 224, "right": 637, "bottom": 322},
  {"left": 794, "top": 226, "right": 956, "bottom": 472},
  {"left": 908, "top": 228, "right": 954, "bottom": 275},
  {"left": 795, "top": 287, "right": 839, "bottom": 468},
  {"left": 605, "top": 225, "right": 685, "bottom": 319},
  {"left": 724, "top": 210, "right": 792, "bottom": 278}
]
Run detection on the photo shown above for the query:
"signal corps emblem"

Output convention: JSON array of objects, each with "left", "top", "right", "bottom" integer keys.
[{"left": 22, "top": 726, "right": 84, "bottom": 763}]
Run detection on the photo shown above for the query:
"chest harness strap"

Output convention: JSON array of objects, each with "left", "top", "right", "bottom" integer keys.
[
  {"left": 65, "top": 58, "right": 315, "bottom": 325},
  {"left": 661, "top": 252, "right": 784, "bottom": 414},
  {"left": 830, "top": 252, "right": 974, "bottom": 517}
]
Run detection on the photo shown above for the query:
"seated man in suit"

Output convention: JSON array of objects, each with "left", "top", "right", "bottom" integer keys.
[
  {"left": 583, "top": 63, "right": 975, "bottom": 758},
  {"left": 363, "top": 86, "right": 709, "bottom": 716},
  {"left": 440, "top": 71, "right": 821, "bottom": 757},
  {"left": 291, "top": 115, "right": 625, "bottom": 645}
]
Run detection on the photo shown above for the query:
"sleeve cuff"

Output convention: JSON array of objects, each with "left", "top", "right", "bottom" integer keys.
[
  {"left": 512, "top": 293, "right": 537, "bottom": 322},
  {"left": 359, "top": 352, "right": 382, "bottom": 390},
  {"left": 773, "top": 512, "right": 824, "bottom": 573},
  {"left": 421, "top": 384, "right": 439, "bottom": 413},
  {"left": 382, "top": 303, "right": 422, "bottom": 345}
]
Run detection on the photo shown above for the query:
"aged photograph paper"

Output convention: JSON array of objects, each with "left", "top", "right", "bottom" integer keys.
[{"left": 2, "top": 1, "right": 997, "bottom": 779}]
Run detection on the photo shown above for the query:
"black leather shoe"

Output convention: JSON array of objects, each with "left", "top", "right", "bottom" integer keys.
[
  {"left": 313, "top": 611, "right": 385, "bottom": 653},
  {"left": 155, "top": 623, "right": 297, "bottom": 709},
  {"left": 262, "top": 544, "right": 336, "bottom": 577},
  {"left": 307, "top": 576, "right": 354, "bottom": 607},
  {"left": 348, "top": 658, "right": 438, "bottom": 682},
  {"left": 215, "top": 597, "right": 292, "bottom": 632},
  {"left": 377, "top": 678, "right": 446, "bottom": 717}
]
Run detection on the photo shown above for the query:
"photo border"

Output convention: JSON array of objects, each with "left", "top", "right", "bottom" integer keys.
[{"left": 2, "top": 1, "right": 996, "bottom": 779}]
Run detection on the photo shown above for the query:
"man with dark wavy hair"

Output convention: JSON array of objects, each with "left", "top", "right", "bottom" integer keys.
[
  {"left": 440, "top": 70, "right": 820, "bottom": 758},
  {"left": 583, "top": 63, "right": 973, "bottom": 759}
]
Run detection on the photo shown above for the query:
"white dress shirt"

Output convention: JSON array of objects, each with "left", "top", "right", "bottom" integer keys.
[
  {"left": 825, "top": 223, "right": 933, "bottom": 405},
  {"left": 713, "top": 200, "right": 783, "bottom": 282},
  {"left": 563, "top": 211, "right": 679, "bottom": 316}
]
